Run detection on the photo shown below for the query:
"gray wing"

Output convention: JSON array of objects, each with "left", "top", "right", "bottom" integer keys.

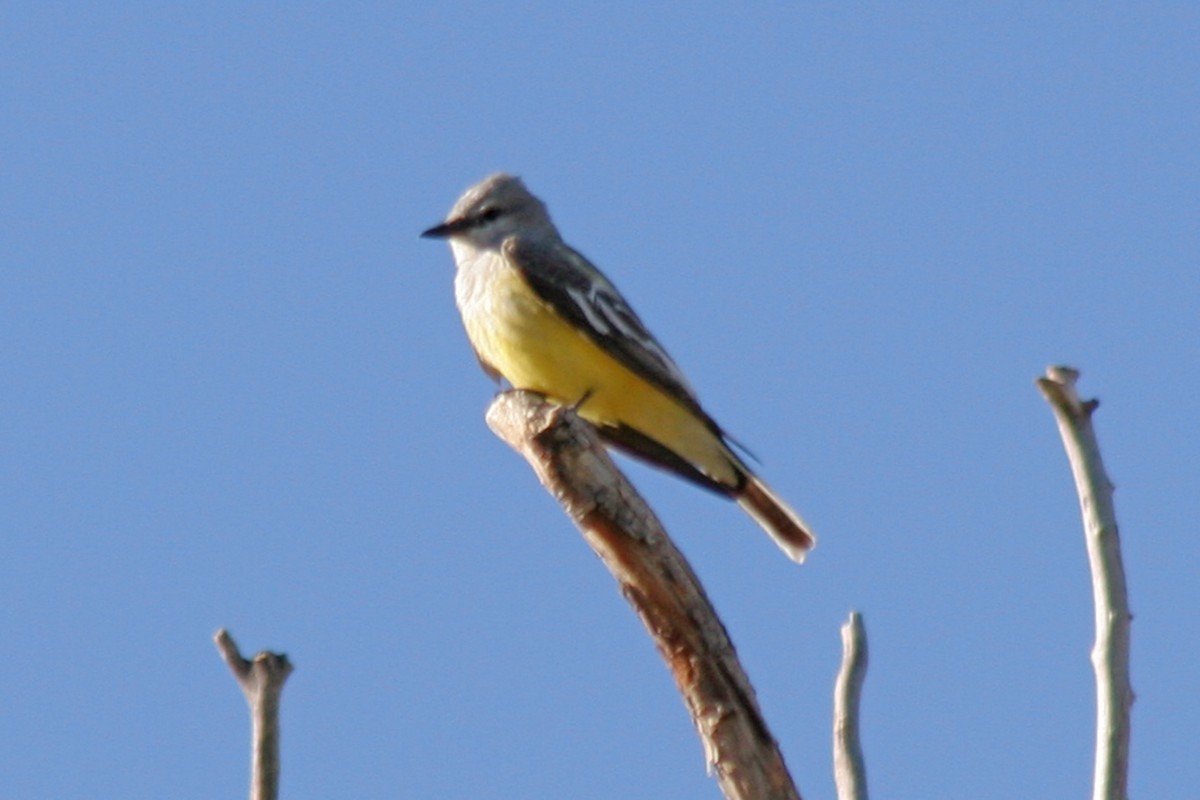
[{"left": 502, "top": 236, "right": 720, "bottom": 433}]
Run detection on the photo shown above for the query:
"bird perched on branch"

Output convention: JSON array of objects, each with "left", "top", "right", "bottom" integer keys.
[{"left": 422, "top": 174, "right": 815, "bottom": 562}]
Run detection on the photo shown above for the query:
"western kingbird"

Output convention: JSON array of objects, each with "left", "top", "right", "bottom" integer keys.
[{"left": 422, "top": 174, "right": 815, "bottom": 562}]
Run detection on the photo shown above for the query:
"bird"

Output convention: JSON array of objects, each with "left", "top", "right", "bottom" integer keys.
[{"left": 421, "top": 173, "right": 815, "bottom": 562}]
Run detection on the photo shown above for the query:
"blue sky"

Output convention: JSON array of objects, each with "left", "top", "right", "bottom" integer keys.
[{"left": 3, "top": 4, "right": 1197, "bottom": 798}]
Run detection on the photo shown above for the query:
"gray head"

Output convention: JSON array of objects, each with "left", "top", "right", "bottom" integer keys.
[{"left": 420, "top": 173, "right": 560, "bottom": 250}]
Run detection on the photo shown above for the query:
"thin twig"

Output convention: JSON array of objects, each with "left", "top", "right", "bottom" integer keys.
[
  {"left": 832, "top": 611, "right": 869, "bottom": 800},
  {"left": 215, "top": 629, "right": 293, "bottom": 800},
  {"left": 1036, "top": 366, "right": 1133, "bottom": 800},
  {"left": 486, "top": 390, "right": 802, "bottom": 800}
]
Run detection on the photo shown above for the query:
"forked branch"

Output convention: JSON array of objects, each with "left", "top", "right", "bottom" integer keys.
[{"left": 215, "top": 629, "right": 293, "bottom": 800}]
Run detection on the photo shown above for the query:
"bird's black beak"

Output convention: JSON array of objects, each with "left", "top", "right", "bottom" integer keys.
[{"left": 420, "top": 218, "right": 469, "bottom": 239}]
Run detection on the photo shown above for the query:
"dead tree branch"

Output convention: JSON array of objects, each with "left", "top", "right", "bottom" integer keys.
[
  {"left": 486, "top": 390, "right": 802, "bottom": 800},
  {"left": 215, "top": 629, "right": 293, "bottom": 800},
  {"left": 1036, "top": 366, "right": 1133, "bottom": 800},
  {"left": 832, "top": 611, "right": 869, "bottom": 800}
]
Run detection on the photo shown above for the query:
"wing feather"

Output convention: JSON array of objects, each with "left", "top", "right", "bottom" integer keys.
[{"left": 502, "top": 236, "right": 722, "bottom": 436}]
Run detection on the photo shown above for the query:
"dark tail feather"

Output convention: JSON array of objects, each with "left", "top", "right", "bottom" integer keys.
[
  {"left": 598, "top": 422, "right": 815, "bottom": 563},
  {"left": 737, "top": 475, "right": 816, "bottom": 563}
]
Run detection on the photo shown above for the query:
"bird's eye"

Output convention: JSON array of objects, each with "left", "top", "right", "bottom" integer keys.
[{"left": 478, "top": 206, "right": 502, "bottom": 223}]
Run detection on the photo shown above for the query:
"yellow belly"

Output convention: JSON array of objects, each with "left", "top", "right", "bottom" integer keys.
[{"left": 461, "top": 265, "right": 736, "bottom": 486}]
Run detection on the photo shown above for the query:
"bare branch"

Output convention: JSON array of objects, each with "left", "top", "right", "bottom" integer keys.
[
  {"left": 486, "top": 390, "right": 802, "bottom": 800},
  {"left": 215, "top": 629, "right": 293, "bottom": 800},
  {"left": 1036, "top": 366, "right": 1133, "bottom": 800},
  {"left": 833, "top": 612, "right": 869, "bottom": 800}
]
